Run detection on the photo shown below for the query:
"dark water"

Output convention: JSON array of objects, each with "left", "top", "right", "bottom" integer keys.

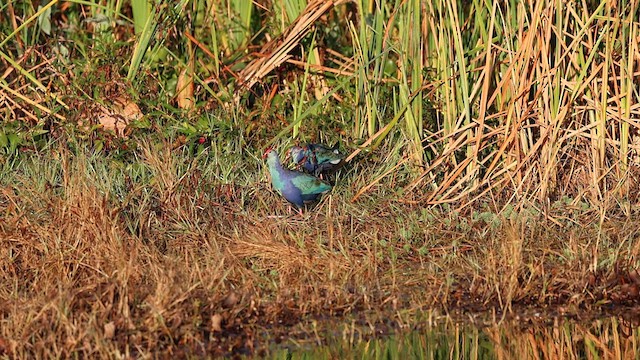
[{"left": 268, "top": 312, "right": 640, "bottom": 359}]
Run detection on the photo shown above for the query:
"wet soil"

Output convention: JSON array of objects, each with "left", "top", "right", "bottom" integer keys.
[{"left": 141, "top": 266, "right": 640, "bottom": 358}]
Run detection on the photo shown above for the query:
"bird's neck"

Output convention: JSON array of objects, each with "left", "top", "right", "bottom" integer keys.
[{"left": 268, "top": 154, "right": 287, "bottom": 181}]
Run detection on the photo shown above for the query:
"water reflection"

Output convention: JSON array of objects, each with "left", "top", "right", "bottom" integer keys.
[{"left": 274, "top": 315, "right": 640, "bottom": 359}]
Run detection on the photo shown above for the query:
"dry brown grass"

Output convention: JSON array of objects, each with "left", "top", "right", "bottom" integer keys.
[{"left": 1, "top": 142, "right": 639, "bottom": 357}]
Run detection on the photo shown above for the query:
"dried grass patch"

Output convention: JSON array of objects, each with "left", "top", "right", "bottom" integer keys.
[{"left": 0, "top": 149, "right": 639, "bottom": 357}]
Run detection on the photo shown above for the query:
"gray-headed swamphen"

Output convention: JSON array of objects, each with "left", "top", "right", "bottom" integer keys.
[
  {"left": 264, "top": 148, "right": 332, "bottom": 212},
  {"left": 288, "top": 143, "right": 344, "bottom": 177}
]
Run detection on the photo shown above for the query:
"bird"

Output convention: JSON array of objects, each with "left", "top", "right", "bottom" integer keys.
[
  {"left": 263, "top": 148, "right": 332, "bottom": 212},
  {"left": 288, "top": 143, "right": 344, "bottom": 177}
]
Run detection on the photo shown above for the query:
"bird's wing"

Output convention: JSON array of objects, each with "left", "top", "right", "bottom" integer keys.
[{"left": 291, "top": 174, "right": 332, "bottom": 194}]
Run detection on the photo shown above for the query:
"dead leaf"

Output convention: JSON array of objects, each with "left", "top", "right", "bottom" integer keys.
[
  {"left": 222, "top": 291, "right": 239, "bottom": 308},
  {"left": 95, "top": 96, "right": 143, "bottom": 138},
  {"left": 177, "top": 66, "right": 194, "bottom": 110},
  {"left": 211, "top": 313, "right": 223, "bottom": 332},
  {"left": 0, "top": 336, "right": 8, "bottom": 355},
  {"left": 171, "top": 135, "right": 188, "bottom": 150},
  {"left": 104, "top": 321, "right": 116, "bottom": 340},
  {"left": 120, "top": 98, "right": 143, "bottom": 120}
]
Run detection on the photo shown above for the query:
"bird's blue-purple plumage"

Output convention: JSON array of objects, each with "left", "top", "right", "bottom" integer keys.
[
  {"left": 266, "top": 150, "right": 332, "bottom": 208},
  {"left": 289, "top": 143, "right": 344, "bottom": 176}
]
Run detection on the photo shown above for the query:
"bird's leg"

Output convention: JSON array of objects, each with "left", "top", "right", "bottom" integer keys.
[
  {"left": 287, "top": 204, "right": 303, "bottom": 216},
  {"left": 286, "top": 204, "right": 304, "bottom": 217}
]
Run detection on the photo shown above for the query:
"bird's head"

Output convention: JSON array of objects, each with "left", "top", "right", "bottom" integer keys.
[
  {"left": 288, "top": 146, "right": 306, "bottom": 163},
  {"left": 262, "top": 147, "right": 274, "bottom": 159}
]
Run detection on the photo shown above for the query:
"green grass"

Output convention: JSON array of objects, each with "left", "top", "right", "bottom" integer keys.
[{"left": 2, "top": 0, "right": 639, "bottom": 207}]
